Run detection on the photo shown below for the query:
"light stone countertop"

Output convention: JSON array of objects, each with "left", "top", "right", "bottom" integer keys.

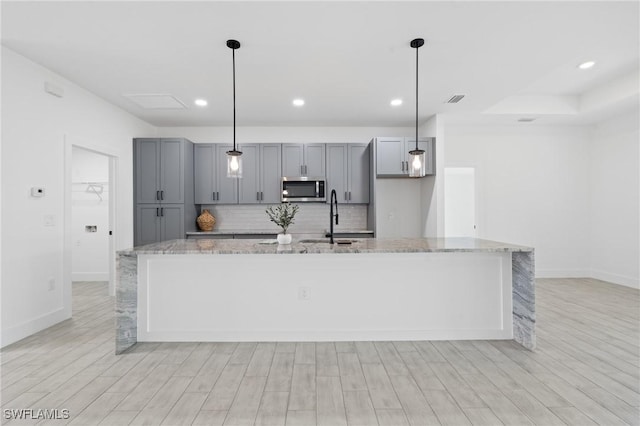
[{"left": 119, "top": 237, "right": 533, "bottom": 256}]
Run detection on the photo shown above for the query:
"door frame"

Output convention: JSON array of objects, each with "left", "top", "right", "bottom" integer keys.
[{"left": 63, "top": 134, "right": 121, "bottom": 319}]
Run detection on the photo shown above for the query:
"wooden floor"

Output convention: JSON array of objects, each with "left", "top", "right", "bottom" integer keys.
[{"left": 1, "top": 278, "right": 638, "bottom": 426}]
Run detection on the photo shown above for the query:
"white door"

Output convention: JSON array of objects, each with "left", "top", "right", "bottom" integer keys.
[{"left": 444, "top": 167, "right": 476, "bottom": 237}]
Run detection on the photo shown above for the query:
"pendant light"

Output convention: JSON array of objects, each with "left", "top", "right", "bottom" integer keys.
[
  {"left": 408, "top": 38, "right": 426, "bottom": 178},
  {"left": 226, "top": 39, "right": 242, "bottom": 178}
]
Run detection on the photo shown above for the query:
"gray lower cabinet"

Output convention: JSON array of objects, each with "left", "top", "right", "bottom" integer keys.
[
  {"left": 282, "top": 143, "right": 325, "bottom": 177},
  {"left": 326, "top": 143, "right": 370, "bottom": 203},
  {"left": 375, "top": 137, "right": 434, "bottom": 177},
  {"left": 194, "top": 144, "right": 238, "bottom": 204},
  {"left": 238, "top": 144, "right": 282, "bottom": 204},
  {"left": 134, "top": 138, "right": 196, "bottom": 246},
  {"left": 136, "top": 204, "right": 185, "bottom": 246}
]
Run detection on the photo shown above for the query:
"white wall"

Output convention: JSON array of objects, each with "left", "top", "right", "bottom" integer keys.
[
  {"left": 589, "top": 110, "right": 639, "bottom": 288},
  {"left": 71, "top": 147, "right": 109, "bottom": 281},
  {"left": 1, "top": 47, "right": 155, "bottom": 347},
  {"left": 444, "top": 124, "right": 592, "bottom": 277},
  {"left": 156, "top": 126, "right": 414, "bottom": 144}
]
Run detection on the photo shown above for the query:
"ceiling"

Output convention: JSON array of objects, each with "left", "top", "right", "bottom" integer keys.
[{"left": 2, "top": 1, "right": 639, "bottom": 127}]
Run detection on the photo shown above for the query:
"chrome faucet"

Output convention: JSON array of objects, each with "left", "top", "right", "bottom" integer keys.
[{"left": 329, "top": 189, "right": 339, "bottom": 244}]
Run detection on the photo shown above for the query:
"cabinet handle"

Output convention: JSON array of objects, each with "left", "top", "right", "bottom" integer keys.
[
  {"left": 257, "top": 191, "right": 260, "bottom": 201},
  {"left": 401, "top": 161, "right": 405, "bottom": 172},
  {"left": 217, "top": 192, "right": 220, "bottom": 201},
  {"left": 160, "top": 190, "right": 164, "bottom": 200},
  {"left": 349, "top": 191, "right": 352, "bottom": 201},
  {"left": 156, "top": 208, "right": 159, "bottom": 217},
  {"left": 156, "top": 190, "right": 160, "bottom": 200},
  {"left": 161, "top": 207, "right": 164, "bottom": 217},
  {"left": 260, "top": 192, "right": 263, "bottom": 201}
]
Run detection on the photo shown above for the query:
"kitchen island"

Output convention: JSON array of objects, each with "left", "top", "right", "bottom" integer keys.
[{"left": 116, "top": 238, "right": 535, "bottom": 354}]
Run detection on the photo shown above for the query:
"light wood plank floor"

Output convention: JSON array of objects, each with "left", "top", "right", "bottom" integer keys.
[{"left": 1, "top": 278, "right": 638, "bottom": 425}]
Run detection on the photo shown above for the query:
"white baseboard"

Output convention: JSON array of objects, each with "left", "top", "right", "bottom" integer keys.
[
  {"left": 536, "top": 268, "right": 639, "bottom": 290},
  {"left": 535, "top": 269, "right": 590, "bottom": 278},
  {"left": 72, "top": 272, "right": 109, "bottom": 282},
  {"left": 590, "top": 269, "right": 639, "bottom": 289},
  {"left": 1, "top": 308, "right": 70, "bottom": 348}
]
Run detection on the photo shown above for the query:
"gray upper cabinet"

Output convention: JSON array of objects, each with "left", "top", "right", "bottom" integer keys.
[
  {"left": 375, "top": 137, "right": 434, "bottom": 177},
  {"left": 326, "top": 143, "right": 370, "bottom": 204},
  {"left": 215, "top": 144, "right": 239, "bottom": 204},
  {"left": 134, "top": 138, "right": 196, "bottom": 246},
  {"left": 239, "top": 144, "right": 282, "bottom": 204},
  {"left": 135, "top": 138, "right": 186, "bottom": 203},
  {"left": 348, "top": 144, "right": 371, "bottom": 203},
  {"left": 194, "top": 144, "right": 238, "bottom": 204},
  {"left": 282, "top": 143, "right": 325, "bottom": 177},
  {"left": 375, "top": 137, "right": 405, "bottom": 176},
  {"left": 194, "top": 144, "right": 215, "bottom": 204}
]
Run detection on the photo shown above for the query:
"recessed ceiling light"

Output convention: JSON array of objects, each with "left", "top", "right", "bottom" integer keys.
[
  {"left": 518, "top": 117, "right": 537, "bottom": 123},
  {"left": 194, "top": 99, "right": 208, "bottom": 107},
  {"left": 577, "top": 61, "right": 595, "bottom": 70},
  {"left": 293, "top": 99, "right": 305, "bottom": 107},
  {"left": 390, "top": 99, "right": 403, "bottom": 106}
]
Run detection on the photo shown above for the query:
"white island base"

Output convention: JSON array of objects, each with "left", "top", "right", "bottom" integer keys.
[
  {"left": 117, "top": 238, "right": 535, "bottom": 354},
  {"left": 137, "top": 252, "right": 512, "bottom": 343}
]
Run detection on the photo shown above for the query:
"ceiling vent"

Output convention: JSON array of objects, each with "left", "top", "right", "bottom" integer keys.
[
  {"left": 446, "top": 94, "right": 465, "bottom": 104},
  {"left": 518, "top": 117, "right": 537, "bottom": 122},
  {"left": 123, "top": 94, "right": 187, "bottom": 109}
]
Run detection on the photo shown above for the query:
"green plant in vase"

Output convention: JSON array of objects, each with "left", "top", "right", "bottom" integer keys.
[{"left": 266, "top": 203, "right": 299, "bottom": 244}]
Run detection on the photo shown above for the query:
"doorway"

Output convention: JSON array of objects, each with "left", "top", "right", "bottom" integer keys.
[
  {"left": 71, "top": 147, "right": 111, "bottom": 284},
  {"left": 444, "top": 167, "right": 477, "bottom": 237},
  {"left": 64, "top": 136, "right": 119, "bottom": 322}
]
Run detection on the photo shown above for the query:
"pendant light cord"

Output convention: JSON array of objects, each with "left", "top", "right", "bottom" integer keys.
[
  {"left": 232, "top": 47, "right": 236, "bottom": 151},
  {"left": 415, "top": 41, "right": 419, "bottom": 151}
]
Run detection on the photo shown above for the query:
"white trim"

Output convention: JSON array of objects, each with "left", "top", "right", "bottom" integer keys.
[
  {"left": 1, "top": 308, "right": 68, "bottom": 347},
  {"left": 139, "top": 329, "right": 513, "bottom": 343},
  {"left": 590, "top": 269, "right": 639, "bottom": 289},
  {"left": 535, "top": 269, "right": 591, "bottom": 278},
  {"left": 71, "top": 273, "right": 109, "bottom": 282}
]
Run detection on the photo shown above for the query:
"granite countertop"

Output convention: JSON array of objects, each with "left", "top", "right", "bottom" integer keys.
[
  {"left": 186, "top": 229, "right": 375, "bottom": 235},
  {"left": 120, "top": 237, "right": 533, "bottom": 255}
]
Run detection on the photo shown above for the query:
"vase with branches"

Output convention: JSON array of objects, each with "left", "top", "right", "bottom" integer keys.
[{"left": 266, "top": 203, "right": 299, "bottom": 244}]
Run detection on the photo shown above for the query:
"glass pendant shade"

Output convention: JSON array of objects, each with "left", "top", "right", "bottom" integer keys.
[
  {"left": 226, "top": 151, "right": 242, "bottom": 178},
  {"left": 408, "top": 149, "right": 426, "bottom": 177}
]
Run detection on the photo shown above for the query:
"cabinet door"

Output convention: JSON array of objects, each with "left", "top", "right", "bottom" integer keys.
[
  {"left": 304, "top": 144, "right": 326, "bottom": 177},
  {"left": 160, "top": 205, "right": 185, "bottom": 241},
  {"left": 348, "top": 144, "right": 370, "bottom": 203},
  {"left": 326, "top": 144, "right": 348, "bottom": 203},
  {"left": 136, "top": 204, "right": 161, "bottom": 246},
  {"left": 282, "top": 144, "right": 304, "bottom": 177},
  {"left": 194, "top": 144, "right": 215, "bottom": 204},
  {"left": 159, "top": 139, "right": 184, "bottom": 203},
  {"left": 215, "top": 144, "right": 238, "bottom": 204},
  {"left": 238, "top": 144, "right": 260, "bottom": 204},
  {"left": 135, "top": 139, "right": 161, "bottom": 203},
  {"left": 376, "top": 137, "right": 405, "bottom": 176},
  {"left": 260, "top": 144, "right": 282, "bottom": 204}
]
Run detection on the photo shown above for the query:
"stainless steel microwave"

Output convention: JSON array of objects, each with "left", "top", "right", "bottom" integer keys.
[{"left": 281, "top": 177, "right": 326, "bottom": 202}]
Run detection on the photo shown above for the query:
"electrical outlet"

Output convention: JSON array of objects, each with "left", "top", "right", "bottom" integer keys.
[
  {"left": 43, "top": 214, "right": 55, "bottom": 227},
  {"left": 48, "top": 278, "right": 55, "bottom": 291},
  {"left": 298, "top": 287, "right": 310, "bottom": 300}
]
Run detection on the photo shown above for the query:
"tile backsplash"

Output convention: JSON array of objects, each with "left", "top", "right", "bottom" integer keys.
[{"left": 200, "top": 204, "right": 368, "bottom": 234}]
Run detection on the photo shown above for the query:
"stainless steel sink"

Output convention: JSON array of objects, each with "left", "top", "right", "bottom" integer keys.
[{"left": 299, "top": 238, "right": 355, "bottom": 245}]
